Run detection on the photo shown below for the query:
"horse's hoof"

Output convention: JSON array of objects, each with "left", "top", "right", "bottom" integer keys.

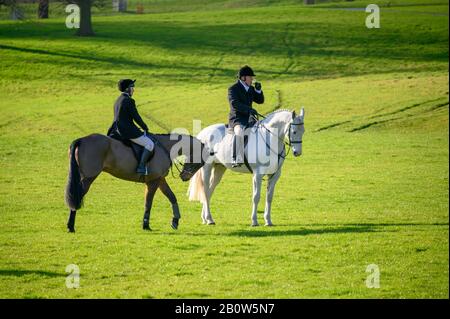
[
  {"left": 143, "top": 225, "right": 152, "bottom": 231},
  {"left": 67, "top": 228, "right": 75, "bottom": 233},
  {"left": 207, "top": 221, "right": 215, "bottom": 225},
  {"left": 251, "top": 223, "right": 259, "bottom": 227},
  {"left": 171, "top": 218, "right": 179, "bottom": 230},
  {"left": 265, "top": 223, "right": 274, "bottom": 227}
]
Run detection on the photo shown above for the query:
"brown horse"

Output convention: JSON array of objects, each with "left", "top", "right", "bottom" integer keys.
[{"left": 64, "top": 133, "right": 207, "bottom": 232}]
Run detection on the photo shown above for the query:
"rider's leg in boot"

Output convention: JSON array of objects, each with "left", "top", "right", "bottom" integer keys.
[
  {"left": 232, "top": 135, "right": 239, "bottom": 167},
  {"left": 131, "top": 135, "right": 155, "bottom": 176},
  {"left": 232, "top": 125, "right": 244, "bottom": 168},
  {"left": 136, "top": 148, "right": 152, "bottom": 175}
]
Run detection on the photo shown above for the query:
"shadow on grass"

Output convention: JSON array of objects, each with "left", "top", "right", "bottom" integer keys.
[
  {"left": 227, "top": 225, "right": 380, "bottom": 237},
  {"left": 0, "top": 16, "right": 447, "bottom": 81},
  {"left": 0, "top": 269, "right": 63, "bottom": 278},
  {"left": 152, "top": 221, "right": 447, "bottom": 237},
  {"left": 301, "top": 222, "right": 449, "bottom": 227}
]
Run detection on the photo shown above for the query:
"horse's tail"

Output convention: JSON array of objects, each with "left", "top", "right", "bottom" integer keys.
[
  {"left": 187, "top": 167, "right": 206, "bottom": 203},
  {"left": 65, "top": 138, "right": 83, "bottom": 210}
]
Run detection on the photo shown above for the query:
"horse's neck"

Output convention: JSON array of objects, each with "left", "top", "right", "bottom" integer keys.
[
  {"left": 153, "top": 134, "right": 198, "bottom": 160},
  {"left": 263, "top": 112, "right": 291, "bottom": 138},
  {"left": 153, "top": 134, "right": 178, "bottom": 160},
  {"left": 255, "top": 112, "right": 290, "bottom": 162}
]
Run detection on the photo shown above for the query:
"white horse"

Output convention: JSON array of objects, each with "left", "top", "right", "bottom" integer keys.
[{"left": 188, "top": 108, "right": 305, "bottom": 226}]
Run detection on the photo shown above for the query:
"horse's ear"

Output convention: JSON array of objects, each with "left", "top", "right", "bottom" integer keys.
[
  {"left": 292, "top": 110, "right": 296, "bottom": 120},
  {"left": 299, "top": 107, "right": 305, "bottom": 118}
]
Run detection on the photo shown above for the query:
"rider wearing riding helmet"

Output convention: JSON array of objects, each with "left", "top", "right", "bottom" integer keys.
[
  {"left": 228, "top": 65, "right": 264, "bottom": 167},
  {"left": 112, "top": 79, "right": 154, "bottom": 175}
]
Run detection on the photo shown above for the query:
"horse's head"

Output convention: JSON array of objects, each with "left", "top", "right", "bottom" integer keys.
[
  {"left": 289, "top": 107, "right": 305, "bottom": 157},
  {"left": 180, "top": 162, "right": 203, "bottom": 181},
  {"left": 179, "top": 140, "right": 210, "bottom": 181}
]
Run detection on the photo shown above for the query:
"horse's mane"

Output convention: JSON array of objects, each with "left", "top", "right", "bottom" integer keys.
[
  {"left": 151, "top": 133, "right": 203, "bottom": 147},
  {"left": 262, "top": 109, "right": 292, "bottom": 122}
]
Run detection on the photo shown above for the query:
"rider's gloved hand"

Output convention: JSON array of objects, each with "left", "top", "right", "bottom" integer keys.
[{"left": 254, "top": 82, "right": 262, "bottom": 91}]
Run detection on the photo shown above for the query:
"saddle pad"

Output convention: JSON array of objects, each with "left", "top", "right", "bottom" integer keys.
[{"left": 108, "top": 134, "right": 154, "bottom": 163}]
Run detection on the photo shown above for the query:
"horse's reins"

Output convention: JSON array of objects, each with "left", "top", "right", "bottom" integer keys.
[
  {"left": 256, "top": 117, "right": 288, "bottom": 160},
  {"left": 150, "top": 133, "right": 201, "bottom": 180},
  {"left": 145, "top": 132, "right": 183, "bottom": 179},
  {"left": 144, "top": 110, "right": 302, "bottom": 179},
  {"left": 138, "top": 104, "right": 196, "bottom": 179},
  {"left": 251, "top": 112, "right": 302, "bottom": 161}
]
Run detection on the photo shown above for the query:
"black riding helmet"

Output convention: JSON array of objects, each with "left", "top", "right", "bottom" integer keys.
[
  {"left": 238, "top": 65, "right": 255, "bottom": 78},
  {"left": 118, "top": 79, "right": 136, "bottom": 92}
]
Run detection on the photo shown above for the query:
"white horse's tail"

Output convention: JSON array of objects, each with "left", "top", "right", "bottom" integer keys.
[{"left": 188, "top": 167, "right": 206, "bottom": 203}]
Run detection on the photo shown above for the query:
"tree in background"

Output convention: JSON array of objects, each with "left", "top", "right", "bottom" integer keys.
[
  {"left": 62, "top": 0, "right": 106, "bottom": 36},
  {"left": 1, "top": 0, "right": 49, "bottom": 19},
  {"left": 1, "top": 0, "right": 107, "bottom": 36},
  {"left": 0, "top": 0, "right": 25, "bottom": 20},
  {"left": 38, "top": 0, "right": 49, "bottom": 18}
]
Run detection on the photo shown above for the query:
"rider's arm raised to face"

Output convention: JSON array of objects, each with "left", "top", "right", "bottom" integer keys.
[
  {"left": 252, "top": 87, "right": 264, "bottom": 104},
  {"left": 228, "top": 85, "right": 252, "bottom": 114},
  {"left": 127, "top": 99, "right": 149, "bottom": 131}
]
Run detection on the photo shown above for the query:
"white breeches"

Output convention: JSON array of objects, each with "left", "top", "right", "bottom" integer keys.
[{"left": 131, "top": 135, "right": 155, "bottom": 151}]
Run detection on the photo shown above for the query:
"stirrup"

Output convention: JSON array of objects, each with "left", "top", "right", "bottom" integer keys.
[
  {"left": 136, "top": 166, "right": 148, "bottom": 175},
  {"left": 231, "top": 160, "right": 242, "bottom": 168}
]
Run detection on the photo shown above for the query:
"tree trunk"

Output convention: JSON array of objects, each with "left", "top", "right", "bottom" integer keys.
[
  {"left": 76, "top": 0, "right": 94, "bottom": 36},
  {"left": 112, "top": 0, "right": 127, "bottom": 12},
  {"left": 119, "top": 0, "right": 127, "bottom": 12},
  {"left": 38, "top": 0, "right": 49, "bottom": 19},
  {"left": 10, "top": 6, "right": 24, "bottom": 20}
]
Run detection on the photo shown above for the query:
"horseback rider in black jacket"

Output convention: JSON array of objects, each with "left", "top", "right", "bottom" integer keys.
[
  {"left": 109, "top": 79, "right": 154, "bottom": 175},
  {"left": 228, "top": 66, "right": 264, "bottom": 167}
]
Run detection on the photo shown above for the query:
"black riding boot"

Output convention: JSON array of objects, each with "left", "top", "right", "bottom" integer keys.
[
  {"left": 231, "top": 135, "right": 242, "bottom": 168},
  {"left": 136, "top": 149, "right": 152, "bottom": 175}
]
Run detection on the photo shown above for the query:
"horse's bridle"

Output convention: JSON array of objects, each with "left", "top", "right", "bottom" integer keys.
[
  {"left": 254, "top": 114, "right": 303, "bottom": 160},
  {"left": 288, "top": 122, "right": 304, "bottom": 146},
  {"left": 177, "top": 144, "right": 207, "bottom": 180},
  {"left": 180, "top": 162, "right": 202, "bottom": 180},
  {"left": 149, "top": 134, "right": 199, "bottom": 180}
]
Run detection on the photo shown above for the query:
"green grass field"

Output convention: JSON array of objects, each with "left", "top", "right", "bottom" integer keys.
[{"left": 0, "top": 0, "right": 448, "bottom": 298}]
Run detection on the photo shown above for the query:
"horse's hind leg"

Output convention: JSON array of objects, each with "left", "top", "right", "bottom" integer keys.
[
  {"left": 158, "top": 177, "right": 180, "bottom": 230},
  {"left": 67, "top": 210, "right": 77, "bottom": 233},
  {"left": 67, "top": 175, "right": 98, "bottom": 233},
  {"left": 209, "top": 165, "right": 226, "bottom": 195},
  {"left": 143, "top": 179, "right": 159, "bottom": 231}
]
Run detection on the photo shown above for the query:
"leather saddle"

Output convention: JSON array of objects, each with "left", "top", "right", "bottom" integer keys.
[
  {"left": 107, "top": 127, "right": 155, "bottom": 162},
  {"left": 224, "top": 123, "right": 255, "bottom": 173},
  {"left": 225, "top": 123, "right": 257, "bottom": 148}
]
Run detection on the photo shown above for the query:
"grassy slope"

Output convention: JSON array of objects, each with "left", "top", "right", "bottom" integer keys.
[{"left": 0, "top": 1, "right": 448, "bottom": 298}]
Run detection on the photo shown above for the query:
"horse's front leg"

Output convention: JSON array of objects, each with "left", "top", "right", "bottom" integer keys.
[
  {"left": 158, "top": 177, "right": 180, "bottom": 230},
  {"left": 251, "top": 173, "right": 263, "bottom": 226},
  {"left": 143, "top": 179, "right": 160, "bottom": 230},
  {"left": 264, "top": 169, "right": 282, "bottom": 226}
]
